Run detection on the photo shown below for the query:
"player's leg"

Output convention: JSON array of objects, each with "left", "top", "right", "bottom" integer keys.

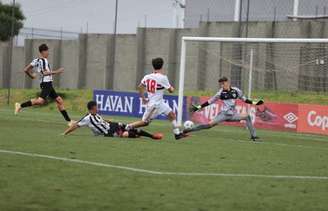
[
  {"left": 125, "top": 120, "right": 148, "bottom": 129},
  {"left": 125, "top": 105, "right": 158, "bottom": 130},
  {"left": 118, "top": 122, "right": 162, "bottom": 139},
  {"left": 122, "top": 129, "right": 163, "bottom": 140},
  {"left": 183, "top": 112, "right": 227, "bottom": 133},
  {"left": 167, "top": 111, "right": 184, "bottom": 138},
  {"left": 54, "top": 96, "right": 72, "bottom": 122},
  {"left": 159, "top": 103, "right": 187, "bottom": 140},
  {"left": 49, "top": 87, "right": 73, "bottom": 123},
  {"left": 228, "top": 113, "right": 258, "bottom": 141},
  {"left": 15, "top": 84, "right": 49, "bottom": 114},
  {"left": 15, "top": 97, "right": 45, "bottom": 114}
]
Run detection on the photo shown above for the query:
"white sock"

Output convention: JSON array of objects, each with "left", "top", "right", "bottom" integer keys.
[
  {"left": 173, "top": 128, "right": 180, "bottom": 135},
  {"left": 172, "top": 120, "right": 178, "bottom": 128},
  {"left": 125, "top": 124, "right": 132, "bottom": 130},
  {"left": 171, "top": 120, "right": 180, "bottom": 135}
]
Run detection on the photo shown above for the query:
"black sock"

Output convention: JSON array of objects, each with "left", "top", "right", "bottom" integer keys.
[
  {"left": 21, "top": 100, "right": 32, "bottom": 108},
  {"left": 60, "top": 110, "right": 71, "bottom": 122},
  {"left": 136, "top": 129, "right": 153, "bottom": 138}
]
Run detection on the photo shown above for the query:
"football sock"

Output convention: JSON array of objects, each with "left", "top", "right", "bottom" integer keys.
[
  {"left": 171, "top": 120, "right": 181, "bottom": 135},
  {"left": 125, "top": 124, "right": 132, "bottom": 130},
  {"left": 60, "top": 110, "right": 71, "bottom": 122},
  {"left": 21, "top": 100, "right": 32, "bottom": 108},
  {"left": 245, "top": 115, "right": 257, "bottom": 137},
  {"left": 136, "top": 129, "right": 153, "bottom": 138},
  {"left": 171, "top": 120, "right": 178, "bottom": 127}
]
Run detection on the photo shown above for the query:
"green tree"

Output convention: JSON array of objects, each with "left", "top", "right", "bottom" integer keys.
[{"left": 0, "top": 1, "right": 25, "bottom": 42}]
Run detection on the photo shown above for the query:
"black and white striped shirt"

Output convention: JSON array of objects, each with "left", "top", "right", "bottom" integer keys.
[
  {"left": 30, "top": 58, "right": 53, "bottom": 83},
  {"left": 77, "top": 113, "right": 110, "bottom": 136}
]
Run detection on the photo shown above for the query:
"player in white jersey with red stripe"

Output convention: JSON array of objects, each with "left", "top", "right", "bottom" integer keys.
[{"left": 126, "top": 57, "right": 187, "bottom": 140}]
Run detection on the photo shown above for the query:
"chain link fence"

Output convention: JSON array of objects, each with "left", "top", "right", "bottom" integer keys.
[
  {"left": 185, "top": 0, "right": 328, "bottom": 28},
  {"left": 15, "top": 27, "right": 79, "bottom": 46}
]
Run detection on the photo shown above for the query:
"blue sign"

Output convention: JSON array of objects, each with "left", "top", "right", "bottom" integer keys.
[{"left": 93, "top": 90, "right": 188, "bottom": 121}]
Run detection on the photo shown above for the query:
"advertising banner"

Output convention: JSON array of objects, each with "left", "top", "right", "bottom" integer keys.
[
  {"left": 187, "top": 96, "right": 299, "bottom": 132},
  {"left": 298, "top": 104, "right": 328, "bottom": 135},
  {"left": 93, "top": 90, "right": 188, "bottom": 120}
]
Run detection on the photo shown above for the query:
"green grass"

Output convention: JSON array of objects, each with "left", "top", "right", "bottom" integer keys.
[
  {"left": 0, "top": 108, "right": 328, "bottom": 211},
  {"left": 0, "top": 89, "right": 327, "bottom": 115},
  {"left": 0, "top": 89, "right": 93, "bottom": 113}
]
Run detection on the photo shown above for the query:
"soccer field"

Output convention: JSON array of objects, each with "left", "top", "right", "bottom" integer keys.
[{"left": 0, "top": 108, "right": 328, "bottom": 211}]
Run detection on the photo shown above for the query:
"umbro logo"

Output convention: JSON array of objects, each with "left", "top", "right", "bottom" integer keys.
[{"left": 284, "top": 112, "right": 298, "bottom": 124}]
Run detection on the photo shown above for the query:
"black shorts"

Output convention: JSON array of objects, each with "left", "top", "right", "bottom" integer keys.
[
  {"left": 39, "top": 82, "right": 59, "bottom": 100},
  {"left": 105, "top": 122, "right": 139, "bottom": 138},
  {"left": 105, "top": 122, "right": 126, "bottom": 137}
]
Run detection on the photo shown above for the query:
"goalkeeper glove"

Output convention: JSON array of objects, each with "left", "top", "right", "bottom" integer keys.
[
  {"left": 190, "top": 104, "right": 202, "bottom": 112},
  {"left": 245, "top": 99, "right": 264, "bottom": 105},
  {"left": 252, "top": 99, "right": 264, "bottom": 105}
]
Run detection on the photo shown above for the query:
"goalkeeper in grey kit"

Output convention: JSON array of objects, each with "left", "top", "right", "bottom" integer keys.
[{"left": 184, "top": 77, "right": 264, "bottom": 141}]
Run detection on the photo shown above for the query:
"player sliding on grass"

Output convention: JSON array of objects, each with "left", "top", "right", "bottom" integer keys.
[
  {"left": 125, "top": 57, "right": 187, "bottom": 140},
  {"left": 15, "top": 44, "right": 75, "bottom": 126},
  {"left": 63, "top": 101, "right": 163, "bottom": 140},
  {"left": 185, "top": 77, "right": 264, "bottom": 141}
]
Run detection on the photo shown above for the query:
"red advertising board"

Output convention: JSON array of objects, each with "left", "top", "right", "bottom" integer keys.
[
  {"left": 298, "top": 104, "right": 328, "bottom": 135},
  {"left": 188, "top": 96, "right": 328, "bottom": 136},
  {"left": 187, "top": 96, "right": 299, "bottom": 132}
]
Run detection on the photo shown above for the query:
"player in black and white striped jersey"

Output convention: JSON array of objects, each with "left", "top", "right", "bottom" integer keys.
[
  {"left": 14, "top": 44, "right": 75, "bottom": 126},
  {"left": 63, "top": 101, "right": 163, "bottom": 140}
]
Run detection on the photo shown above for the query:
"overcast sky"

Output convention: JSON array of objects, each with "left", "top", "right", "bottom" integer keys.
[{"left": 2, "top": 0, "right": 175, "bottom": 33}]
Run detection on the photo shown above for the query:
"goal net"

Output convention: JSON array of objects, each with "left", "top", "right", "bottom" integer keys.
[{"left": 177, "top": 37, "right": 328, "bottom": 125}]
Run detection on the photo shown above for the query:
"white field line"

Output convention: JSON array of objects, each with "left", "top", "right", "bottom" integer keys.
[
  {"left": 1, "top": 149, "right": 328, "bottom": 180},
  {"left": 232, "top": 139, "right": 328, "bottom": 151}
]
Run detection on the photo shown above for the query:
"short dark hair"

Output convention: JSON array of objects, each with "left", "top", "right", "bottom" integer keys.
[
  {"left": 87, "top": 101, "right": 97, "bottom": 110},
  {"left": 39, "top": 44, "right": 49, "bottom": 53},
  {"left": 152, "top": 57, "right": 164, "bottom": 70},
  {"left": 218, "top": 76, "right": 228, "bottom": 83}
]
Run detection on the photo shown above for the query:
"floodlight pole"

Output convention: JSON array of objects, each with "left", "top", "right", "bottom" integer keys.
[
  {"left": 106, "top": 0, "right": 118, "bottom": 89},
  {"left": 7, "top": 0, "right": 15, "bottom": 105},
  {"left": 293, "top": 0, "right": 299, "bottom": 21},
  {"left": 234, "top": 0, "right": 241, "bottom": 22},
  {"left": 245, "top": 0, "right": 250, "bottom": 38}
]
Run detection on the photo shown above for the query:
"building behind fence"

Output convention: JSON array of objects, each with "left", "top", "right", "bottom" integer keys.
[{"left": 0, "top": 20, "right": 328, "bottom": 92}]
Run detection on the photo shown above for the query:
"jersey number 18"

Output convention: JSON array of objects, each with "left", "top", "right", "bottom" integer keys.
[{"left": 146, "top": 79, "right": 157, "bottom": 93}]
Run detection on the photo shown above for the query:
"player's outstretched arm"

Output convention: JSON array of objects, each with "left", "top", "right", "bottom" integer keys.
[
  {"left": 236, "top": 88, "right": 264, "bottom": 105},
  {"left": 190, "top": 101, "right": 210, "bottom": 112},
  {"left": 168, "top": 86, "right": 174, "bottom": 93},
  {"left": 191, "top": 91, "right": 221, "bottom": 112},
  {"left": 23, "top": 64, "right": 36, "bottom": 79},
  {"left": 63, "top": 123, "right": 79, "bottom": 135},
  {"left": 244, "top": 98, "right": 264, "bottom": 105}
]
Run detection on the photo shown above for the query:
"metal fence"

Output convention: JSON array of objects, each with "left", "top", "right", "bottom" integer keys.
[{"left": 15, "top": 27, "right": 80, "bottom": 46}]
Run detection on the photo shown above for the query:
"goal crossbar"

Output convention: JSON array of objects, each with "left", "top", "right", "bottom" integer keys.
[
  {"left": 177, "top": 37, "right": 328, "bottom": 126},
  {"left": 182, "top": 36, "right": 328, "bottom": 43}
]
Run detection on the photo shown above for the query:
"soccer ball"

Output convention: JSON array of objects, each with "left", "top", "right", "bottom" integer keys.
[{"left": 183, "top": 120, "right": 194, "bottom": 129}]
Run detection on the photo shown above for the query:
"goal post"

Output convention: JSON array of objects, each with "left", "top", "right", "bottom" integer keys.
[{"left": 177, "top": 36, "right": 328, "bottom": 126}]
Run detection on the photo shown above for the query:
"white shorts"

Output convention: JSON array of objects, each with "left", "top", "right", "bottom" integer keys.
[{"left": 142, "top": 102, "right": 172, "bottom": 123}]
